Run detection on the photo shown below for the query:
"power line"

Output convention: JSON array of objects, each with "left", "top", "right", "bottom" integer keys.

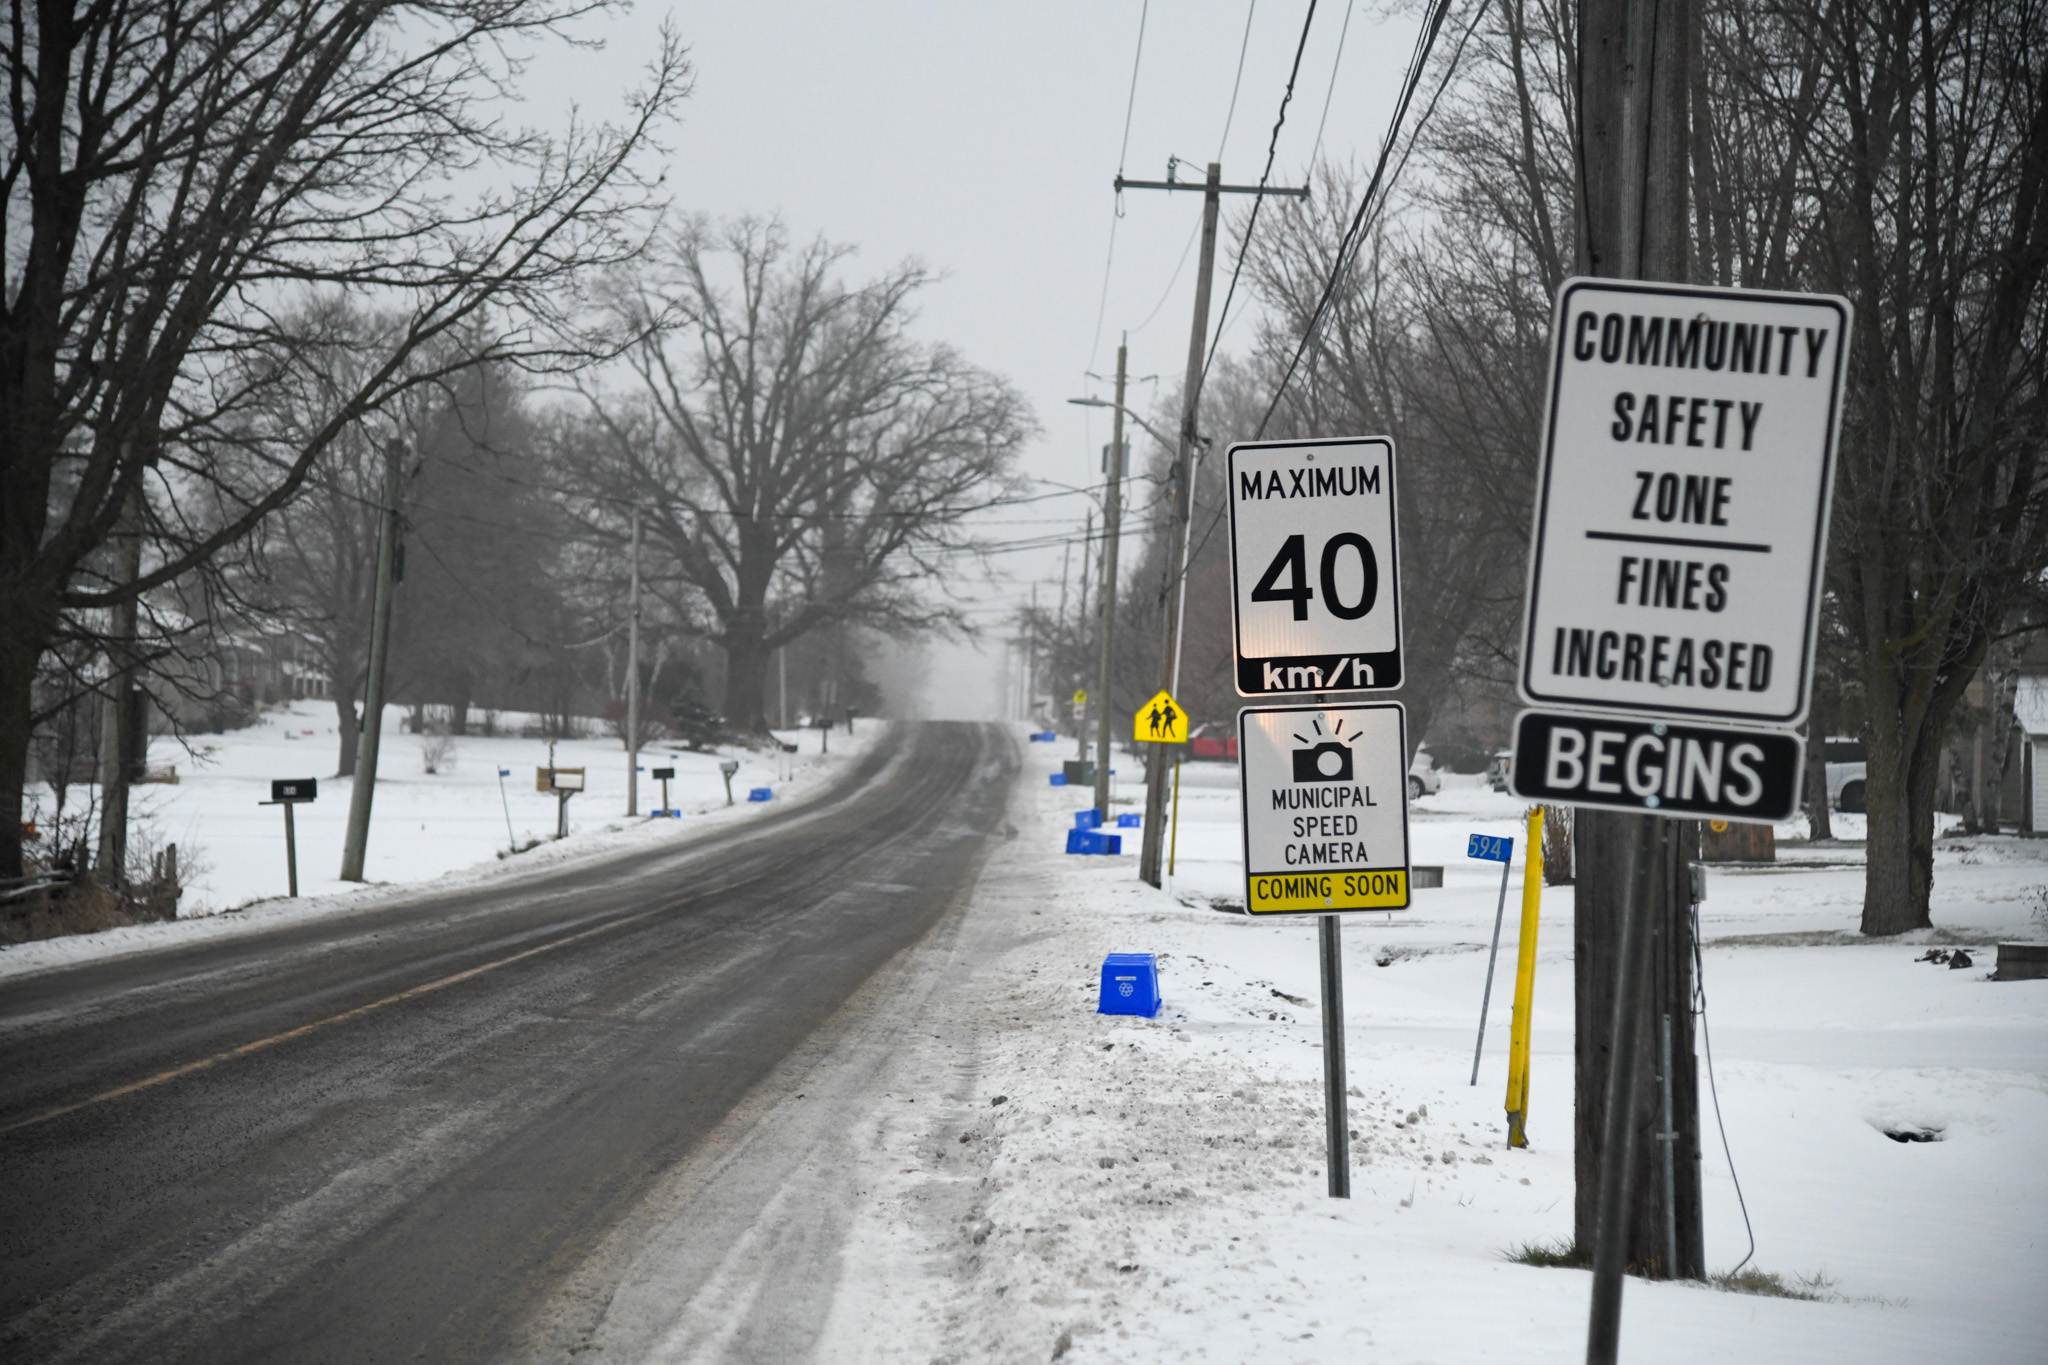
[
  {"left": 1177, "top": 0, "right": 1483, "bottom": 578},
  {"left": 1307, "top": 0, "right": 1357, "bottom": 169},
  {"left": 1130, "top": 219, "right": 1203, "bottom": 335},
  {"left": 1200, "top": 0, "right": 1320, "bottom": 390},
  {"left": 1086, "top": 0, "right": 1154, "bottom": 375},
  {"left": 1254, "top": 0, "right": 1470, "bottom": 438},
  {"left": 1215, "top": 0, "right": 1260, "bottom": 159}
]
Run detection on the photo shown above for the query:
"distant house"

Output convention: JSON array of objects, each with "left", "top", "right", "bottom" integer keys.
[{"left": 2014, "top": 675, "right": 2048, "bottom": 831}]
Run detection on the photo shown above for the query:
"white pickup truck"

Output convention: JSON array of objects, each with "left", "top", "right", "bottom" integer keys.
[{"left": 1823, "top": 736, "right": 1867, "bottom": 812}]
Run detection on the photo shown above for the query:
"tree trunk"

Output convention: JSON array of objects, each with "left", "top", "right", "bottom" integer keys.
[
  {"left": 335, "top": 696, "right": 360, "bottom": 777},
  {"left": 1859, "top": 713, "right": 1939, "bottom": 934},
  {"left": 722, "top": 628, "right": 771, "bottom": 734},
  {"left": 1802, "top": 721, "right": 1833, "bottom": 841},
  {"left": 0, "top": 613, "right": 47, "bottom": 880},
  {"left": 1573, "top": 812, "right": 1706, "bottom": 1277}
]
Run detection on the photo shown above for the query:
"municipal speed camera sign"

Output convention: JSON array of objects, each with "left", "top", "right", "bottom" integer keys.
[
  {"left": 1228, "top": 437, "right": 1402, "bottom": 697},
  {"left": 1519, "top": 279, "right": 1850, "bottom": 725},
  {"left": 1237, "top": 702, "right": 1410, "bottom": 914}
]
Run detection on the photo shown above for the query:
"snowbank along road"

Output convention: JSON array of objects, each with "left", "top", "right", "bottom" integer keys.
[{"left": 0, "top": 720, "right": 1015, "bottom": 1364}]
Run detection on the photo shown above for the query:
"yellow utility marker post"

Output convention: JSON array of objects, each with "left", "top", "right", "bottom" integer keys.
[
  {"left": 1504, "top": 807, "right": 1545, "bottom": 1147},
  {"left": 1168, "top": 751, "right": 1184, "bottom": 875}
]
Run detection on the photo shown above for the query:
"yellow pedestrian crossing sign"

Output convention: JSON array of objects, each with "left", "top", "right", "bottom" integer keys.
[{"left": 1134, "top": 690, "right": 1188, "bottom": 743}]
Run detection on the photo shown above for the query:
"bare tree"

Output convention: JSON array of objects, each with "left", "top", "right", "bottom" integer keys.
[
  {"left": 1779, "top": 0, "right": 2048, "bottom": 933},
  {"left": 1, "top": 0, "right": 688, "bottom": 879},
  {"left": 575, "top": 218, "right": 1033, "bottom": 731}
]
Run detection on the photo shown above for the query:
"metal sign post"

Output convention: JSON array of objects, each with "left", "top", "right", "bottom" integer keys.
[
  {"left": 1466, "top": 833, "right": 1516, "bottom": 1085},
  {"left": 496, "top": 766, "right": 517, "bottom": 847},
  {"left": 1508, "top": 278, "right": 1849, "bottom": 1347},
  {"left": 260, "top": 779, "right": 318, "bottom": 897}
]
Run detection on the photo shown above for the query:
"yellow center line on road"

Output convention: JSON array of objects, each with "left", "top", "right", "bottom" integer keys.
[{"left": 0, "top": 906, "right": 669, "bottom": 1138}]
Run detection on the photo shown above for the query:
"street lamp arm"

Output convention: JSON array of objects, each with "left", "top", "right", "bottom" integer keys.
[{"left": 1066, "top": 396, "right": 1180, "bottom": 453}]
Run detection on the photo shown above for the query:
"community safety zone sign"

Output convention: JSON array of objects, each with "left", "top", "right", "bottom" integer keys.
[
  {"left": 1237, "top": 702, "right": 1411, "bottom": 914},
  {"left": 1517, "top": 279, "right": 1849, "bottom": 726},
  {"left": 1228, "top": 437, "right": 1403, "bottom": 697}
]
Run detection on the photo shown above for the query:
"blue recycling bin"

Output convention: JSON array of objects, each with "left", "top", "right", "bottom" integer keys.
[
  {"left": 1116, "top": 812, "right": 1141, "bottom": 828},
  {"left": 1098, "top": 953, "right": 1161, "bottom": 1017},
  {"left": 1065, "top": 829, "right": 1122, "bottom": 855},
  {"left": 1049, "top": 772, "right": 1068, "bottom": 786},
  {"left": 747, "top": 787, "right": 772, "bottom": 802},
  {"left": 1030, "top": 731, "right": 1057, "bottom": 742},
  {"left": 1073, "top": 808, "right": 1103, "bottom": 830}
]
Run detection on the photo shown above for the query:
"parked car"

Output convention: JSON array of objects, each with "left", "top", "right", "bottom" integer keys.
[
  {"left": 1188, "top": 722, "right": 1238, "bottom": 762},
  {"left": 1824, "top": 736, "right": 1867, "bottom": 812},
  {"left": 1487, "top": 749, "right": 1514, "bottom": 792},
  {"left": 1409, "top": 746, "right": 1442, "bottom": 800}
]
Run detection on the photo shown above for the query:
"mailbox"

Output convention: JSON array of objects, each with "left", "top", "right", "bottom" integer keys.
[
  {"left": 651, "top": 766, "right": 676, "bottom": 781},
  {"left": 270, "top": 778, "right": 318, "bottom": 803}
]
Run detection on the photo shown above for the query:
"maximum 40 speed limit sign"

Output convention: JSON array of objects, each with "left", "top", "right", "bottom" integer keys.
[{"left": 1227, "top": 437, "right": 1403, "bottom": 696}]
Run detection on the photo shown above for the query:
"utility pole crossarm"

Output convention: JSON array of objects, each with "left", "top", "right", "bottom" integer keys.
[{"left": 1116, "top": 177, "right": 1311, "bottom": 198}]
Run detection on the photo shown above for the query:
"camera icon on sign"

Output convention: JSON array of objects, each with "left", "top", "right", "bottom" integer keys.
[{"left": 1293, "top": 741, "right": 1354, "bottom": 783}]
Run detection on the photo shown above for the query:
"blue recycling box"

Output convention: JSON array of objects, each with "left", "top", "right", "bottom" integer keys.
[
  {"left": 1065, "top": 829, "right": 1122, "bottom": 855},
  {"left": 747, "top": 787, "right": 772, "bottom": 802},
  {"left": 1098, "top": 953, "right": 1161, "bottom": 1017},
  {"left": 1030, "top": 731, "right": 1058, "bottom": 742},
  {"left": 1049, "top": 773, "right": 1068, "bottom": 786},
  {"left": 1073, "top": 809, "right": 1103, "bottom": 831},
  {"left": 1116, "top": 812, "right": 1142, "bottom": 828}
]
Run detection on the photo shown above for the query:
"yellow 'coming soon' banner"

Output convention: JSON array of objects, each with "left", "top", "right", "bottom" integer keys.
[{"left": 1248, "top": 869, "right": 1409, "bottom": 913}]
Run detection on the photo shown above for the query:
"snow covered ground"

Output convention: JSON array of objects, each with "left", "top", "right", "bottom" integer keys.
[
  {"left": 7, "top": 699, "right": 877, "bottom": 975},
  {"left": 824, "top": 730, "right": 2048, "bottom": 1363}
]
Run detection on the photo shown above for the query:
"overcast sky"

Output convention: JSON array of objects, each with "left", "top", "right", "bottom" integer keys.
[{"left": 534, "top": 2, "right": 1424, "bottom": 719}]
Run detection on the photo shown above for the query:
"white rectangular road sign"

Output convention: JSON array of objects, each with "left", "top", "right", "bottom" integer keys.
[
  {"left": 1519, "top": 280, "right": 1851, "bottom": 726},
  {"left": 1228, "top": 437, "right": 1403, "bottom": 697},
  {"left": 1238, "top": 702, "right": 1410, "bottom": 914}
]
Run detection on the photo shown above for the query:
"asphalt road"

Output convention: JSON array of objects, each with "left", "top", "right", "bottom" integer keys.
[{"left": 0, "top": 721, "right": 1015, "bottom": 1364}]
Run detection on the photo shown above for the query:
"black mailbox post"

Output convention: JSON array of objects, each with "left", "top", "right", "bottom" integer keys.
[
  {"left": 651, "top": 766, "right": 676, "bottom": 815},
  {"left": 261, "top": 778, "right": 319, "bottom": 897}
]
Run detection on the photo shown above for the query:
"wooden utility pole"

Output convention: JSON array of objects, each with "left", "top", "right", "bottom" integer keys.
[
  {"left": 1140, "top": 162, "right": 1220, "bottom": 885},
  {"left": 1075, "top": 507, "right": 1093, "bottom": 766},
  {"left": 1117, "top": 164, "right": 1310, "bottom": 885},
  {"left": 339, "top": 439, "right": 404, "bottom": 882},
  {"left": 626, "top": 509, "right": 641, "bottom": 817},
  {"left": 1092, "top": 343, "right": 1128, "bottom": 819},
  {"left": 1574, "top": 0, "right": 1705, "bottom": 1357}
]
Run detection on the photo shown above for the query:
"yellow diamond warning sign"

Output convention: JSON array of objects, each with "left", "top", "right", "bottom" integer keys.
[{"left": 1133, "top": 690, "right": 1188, "bottom": 743}]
